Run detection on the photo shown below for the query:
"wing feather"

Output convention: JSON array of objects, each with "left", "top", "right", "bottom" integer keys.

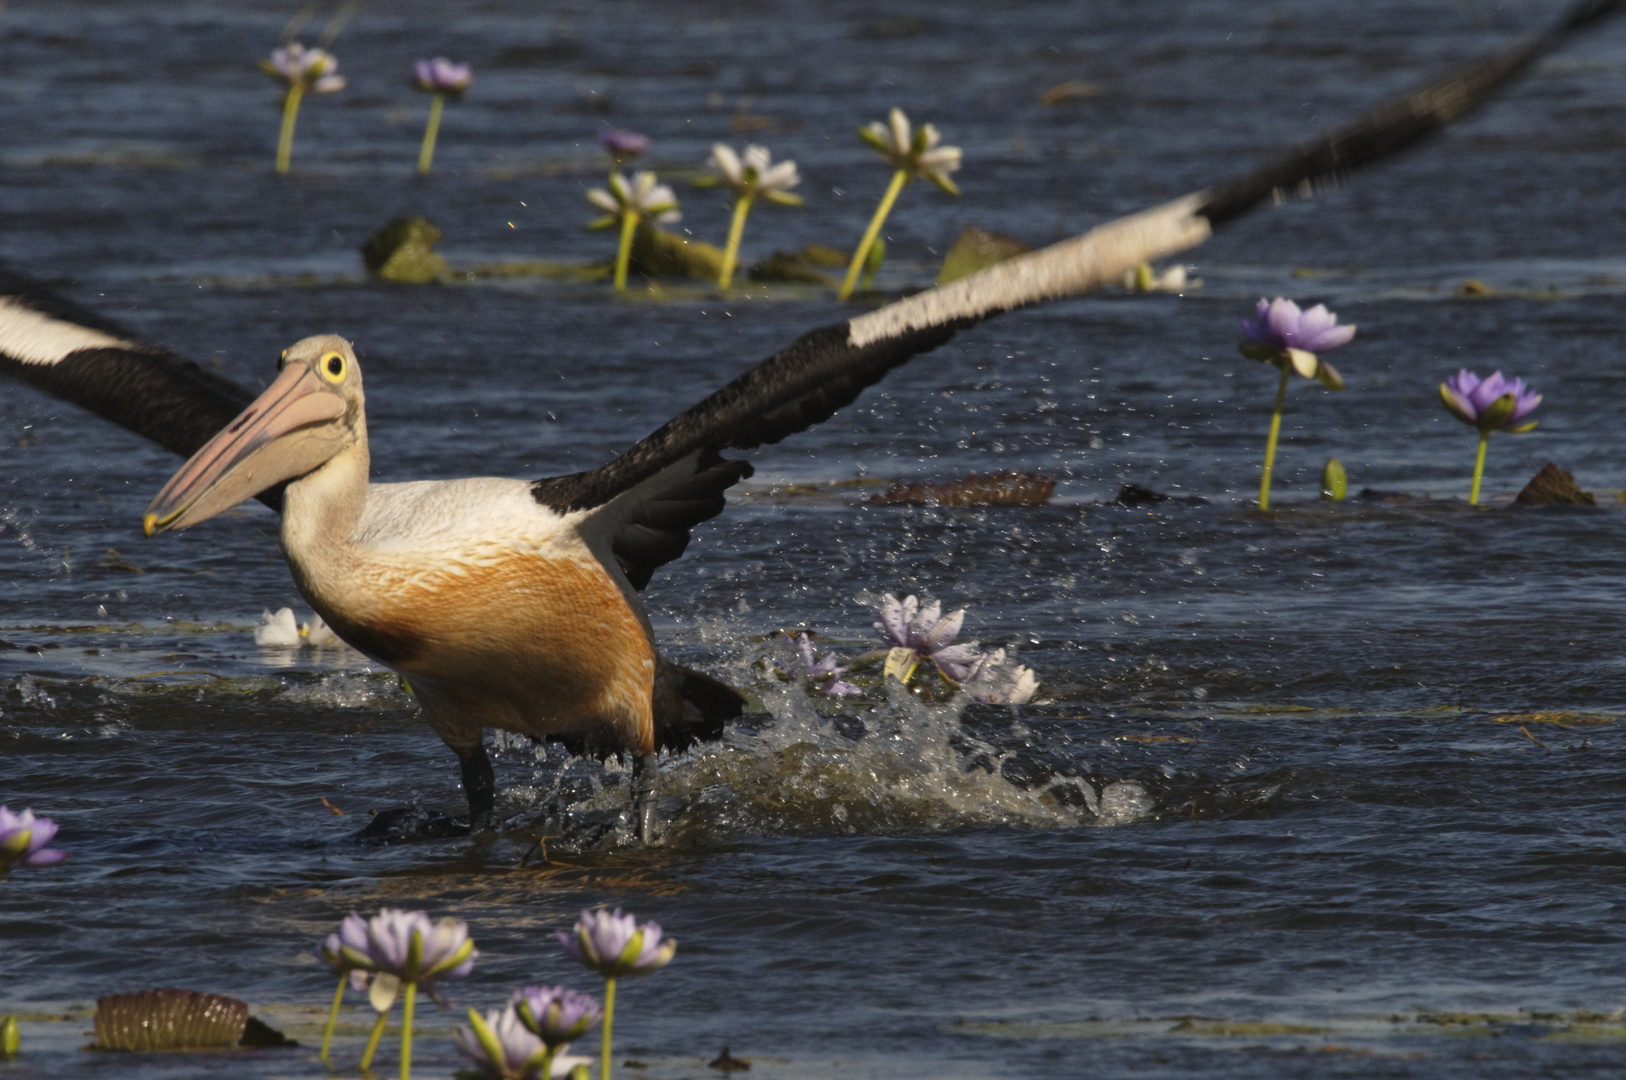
[
  {"left": 0, "top": 269, "right": 282, "bottom": 510},
  {"left": 535, "top": 0, "right": 1617, "bottom": 587}
]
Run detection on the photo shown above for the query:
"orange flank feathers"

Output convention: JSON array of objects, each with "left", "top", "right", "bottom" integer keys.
[{"left": 314, "top": 550, "right": 657, "bottom": 756}]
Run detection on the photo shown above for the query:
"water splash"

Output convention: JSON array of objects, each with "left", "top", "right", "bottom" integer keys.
[
  {"left": 12, "top": 674, "right": 57, "bottom": 709},
  {"left": 0, "top": 506, "right": 39, "bottom": 552},
  {"left": 663, "top": 679, "right": 1085, "bottom": 840},
  {"left": 499, "top": 635, "right": 1155, "bottom": 845},
  {"left": 278, "top": 671, "right": 412, "bottom": 709}
]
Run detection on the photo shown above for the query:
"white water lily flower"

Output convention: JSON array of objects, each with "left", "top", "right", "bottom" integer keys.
[
  {"left": 859, "top": 107, "right": 961, "bottom": 194},
  {"left": 708, "top": 144, "right": 803, "bottom": 205},
  {"left": 302, "top": 613, "right": 339, "bottom": 646},
  {"left": 965, "top": 648, "right": 1039, "bottom": 705},
  {"left": 255, "top": 607, "right": 340, "bottom": 647},
  {"left": 585, "top": 170, "right": 681, "bottom": 229},
  {"left": 261, "top": 43, "right": 346, "bottom": 94},
  {"left": 1123, "top": 262, "right": 1190, "bottom": 293},
  {"left": 254, "top": 607, "right": 301, "bottom": 647}
]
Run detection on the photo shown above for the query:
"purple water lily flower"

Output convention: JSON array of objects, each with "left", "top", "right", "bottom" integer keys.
[
  {"left": 1440, "top": 369, "right": 1541, "bottom": 432},
  {"left": 599, "top": 129, "right": 651, "bottom": 160},
  {"left": 320, "top": 912, "right": 376, "bottom": 973},
  {"left": 456, "top": 1004, "right": 551, "bottom": 1080},
  {"left": 557, "top": 909, "right": 676, "bottom": 978},
  {"left": 262, "top": 42, "right": 346, "bottom": 94},
  {"left": 1238, "top": 297, "right": 1353, "bottom": 389},
  {"left": 513, "top": 986, "right": 601, "bottom": 1048},
  {"left": 363, "top": 908, "right": 478, "bottom": 983},
  {"left": 0, "top": 806, "right": 67, "bottom": 871},
  {"left": 875, "top": 594, "right": 984, "bottom": 682},
  {"left": 1241, "top": 297, "right": 1356, "bottom": 354},
  {"left": 796, "top": 634, "right": 862, "bottom": 697},
  {"left": 414, "top": 57, "right": 473, "bottom": 94}
]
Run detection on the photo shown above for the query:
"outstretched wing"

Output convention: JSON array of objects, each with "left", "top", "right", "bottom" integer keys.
[
  {"left": 535, "top": 0, "right": 1620, "bottom": 590},
  {"left": 0, "top": 268, "right": 282, "bottom": 511}
]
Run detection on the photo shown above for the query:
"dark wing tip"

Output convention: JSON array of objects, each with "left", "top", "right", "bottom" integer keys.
[{"left": 1197, "top": 0, "right": 1621, "bottom": 229}]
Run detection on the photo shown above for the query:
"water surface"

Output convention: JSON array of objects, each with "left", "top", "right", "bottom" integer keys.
[{"left": 5, "top": 1, "right": 1626, "bottom": 1077}]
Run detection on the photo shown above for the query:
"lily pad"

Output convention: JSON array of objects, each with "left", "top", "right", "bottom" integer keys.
[
  {"left": 1514, "top": 463, "right": 1595, "bottom": 506},
  {"left": 630, "top": 223, "right": 725, "bottom": 280},
  {"left": 361, "top": 217, "right": 448, "bottom": 284},
  {"left": 748, "top": 244, "right": 847, "bottom": 285},
  {"left": 94, "top": 989, "right": 247, "bottom": 1051},
  {"left": 867, "top": 471, "right": 1054, "bottom": 507},
  {"left": 1489, "top": 711, "right": 1619, "bottom": 728},
  {"left": 937, "top": 225, "right": 1033, "bottom": 285}
]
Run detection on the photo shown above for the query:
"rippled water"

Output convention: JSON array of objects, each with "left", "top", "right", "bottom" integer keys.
[{"left": 6, "top": 1, "right": 1626, "bottom": 1077}]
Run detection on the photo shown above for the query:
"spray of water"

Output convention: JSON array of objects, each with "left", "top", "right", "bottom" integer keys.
[{"left": 499, "top": 633, "right": 1152, "bottom": 844}]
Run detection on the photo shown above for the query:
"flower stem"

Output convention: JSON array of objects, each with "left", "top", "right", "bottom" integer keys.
[
  {"left": 718, "top": 191, "right": 756, "bottom": 289},
  {"left": 540, "top": 1047, "right": 556, "bottom": 1080},
  {"left": 275, "top": 85, "right": 304, "bottom": 175},
  {"left": 1258, "top": 365, "right": 1290, "bottom": 511},
  {"left": 614, "top": 211, "right": 640, "bottom": 292},
  {"left": 359, "top": 1009, "right": 388, "bottom": 1071},
  {"left": 399, "top": 981, "right": 416, "bottom": 1080},
  {"left": 601, "top": 977, "right": 618, "bottom": 1080},
  {"left": 839, "top": 168, "right": 908, "bottom": 301},
  {"left": 1469, "top": 430, "right": 1490, "bottom": 506},
  {"left": 417, "top": 93, "right": 445, "bottom": 175},
  {"left": 319, "top": 975, "right": 346, "bottom": 1065}
]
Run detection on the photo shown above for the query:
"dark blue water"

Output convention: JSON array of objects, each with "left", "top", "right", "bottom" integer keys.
[{"left": 6, "top": 1, "right": 1626, "bottom": 1077}]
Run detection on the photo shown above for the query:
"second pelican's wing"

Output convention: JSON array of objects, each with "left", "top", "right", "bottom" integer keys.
[{"left": 534, "top": 0, "right": 1620, "bottom": 590}]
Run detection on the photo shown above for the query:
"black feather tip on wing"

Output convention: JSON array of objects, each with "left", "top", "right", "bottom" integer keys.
[
  {"left": 532, "top": 319, "right": 963, "bottom": 517},
  {"left": 1198, "top": 0, "right": 1621, "bottom": 227},
  {"left": 610, "top": 452, "right": 754, "bottom": 590},
  {"left": 0, "top": 269, "right": 281, "bottom": 511}
]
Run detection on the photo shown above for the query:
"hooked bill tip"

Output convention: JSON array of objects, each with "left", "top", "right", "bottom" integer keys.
[{"left": 142, "top": 513, "right": 157, "bottom": 538}]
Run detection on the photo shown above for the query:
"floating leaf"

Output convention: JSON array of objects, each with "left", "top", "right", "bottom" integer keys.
[{"left": 93, "top": 989, "right": 247, "bottom": 1052}]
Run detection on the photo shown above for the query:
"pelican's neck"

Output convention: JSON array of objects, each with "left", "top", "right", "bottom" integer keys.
[{"left": 279, "top": 429, "right": 371, "bottom": 591}]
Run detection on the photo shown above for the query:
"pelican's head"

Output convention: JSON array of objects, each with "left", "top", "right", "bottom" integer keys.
[{"left": 144, "top": 335, "right": 365, "bottom": 535}]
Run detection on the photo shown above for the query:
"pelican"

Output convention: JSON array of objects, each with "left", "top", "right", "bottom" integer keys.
[{"left": 0, "top": 0, "right": 1614, "bottom": 839}]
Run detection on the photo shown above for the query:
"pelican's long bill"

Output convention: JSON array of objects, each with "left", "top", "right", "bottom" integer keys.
[{"left": 143, "top": 360, "right": 349, "bottom": 535}]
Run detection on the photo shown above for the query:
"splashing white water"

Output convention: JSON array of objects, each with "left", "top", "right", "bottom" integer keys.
[
  {"left": 279, "top": 672, "right": 411, "bottom": 709},
  {"left": 662, "top": 678, "right": 1088, "bottom": 839},
  {"left": 502, "top": 633, "right": 1153, "bottom": 841}
]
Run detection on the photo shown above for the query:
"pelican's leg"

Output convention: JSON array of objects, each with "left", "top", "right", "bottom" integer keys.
[
  {"left": 460, "top": 740, "right": 496, "bottom": 831},
  {"left": 631, "top": 753, "right": 660, "bottom": 843}
]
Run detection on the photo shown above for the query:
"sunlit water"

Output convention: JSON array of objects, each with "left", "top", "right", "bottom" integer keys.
[{"left": 6, "top": 1, "right": 1626, "bottom": 1077}]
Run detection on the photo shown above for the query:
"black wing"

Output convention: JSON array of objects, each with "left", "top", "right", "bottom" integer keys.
[
  {"left": 535, "top": 0, "right": 1620, "bottom": 590},
  {"left": 0, "top": 268, "right": 282, "bottom": 511}
]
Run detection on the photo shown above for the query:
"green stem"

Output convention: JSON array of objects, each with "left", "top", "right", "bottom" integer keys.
[
  {"left": 540, "top": 1047, "right": 556, "bottom": 1080},
  {"left": 718, "top": 191, "right": 755, "bottom": 289},
  {"left": 1469, "top": 430, "right": 1490, "bottom": 506},
  {"left": 614, "top": 211, "right": 640, "bottom": 292},
  {"left": 276, "top": 84, "right": 304, "bottom": 175},
  {"left": 399, "top": 981, "right": 416, "bottom": 1080},
  {"left": 1258, "top": 365, "right": 1290, "bottom": 511},
  {"left": 319, "top": 975, "right": 346, "bottom": 1066},
  {"left": 839, "top": 169, "right": 908, "bottom": 301},
  {"left": 601, "top": 977, "right": 618, "bottom": 1080},
  {"left": 417, "top": 94, "right": 444, "bottom": 175},
  {"left": 359, "top": 1009, "right": 388, "bottom": 1072}
]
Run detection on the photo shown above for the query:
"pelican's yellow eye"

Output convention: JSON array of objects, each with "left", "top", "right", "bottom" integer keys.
[
  {"left": 320, "top": 352, "right": 346, "bottom": 382},
  {"left": 279, "top": 347, "right": 289, "bottom": 369}
]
